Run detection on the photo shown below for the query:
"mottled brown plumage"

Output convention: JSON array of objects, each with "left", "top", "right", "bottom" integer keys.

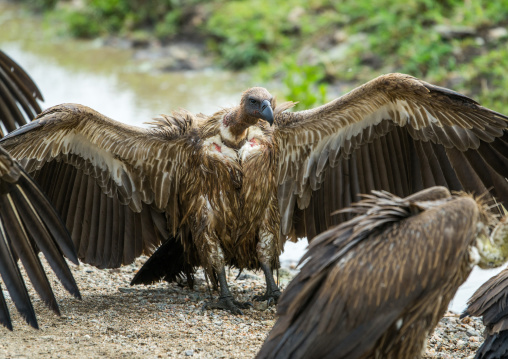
[
  {"left": 256, "top": 187, "right": 508, "bottom": 359},
  {"left": 0, "top": 51, "right": 80, "bottom": 330},
  {"left": 463, "top": 264, "right": 508, "bottom": 359},
  {"left": 2, "top": 73, "right": 508, "bottom": 313}
]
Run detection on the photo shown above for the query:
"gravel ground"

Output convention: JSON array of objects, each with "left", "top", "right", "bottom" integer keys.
[{"left": 0, "top": 258, "right": 487, "bottom": 358}]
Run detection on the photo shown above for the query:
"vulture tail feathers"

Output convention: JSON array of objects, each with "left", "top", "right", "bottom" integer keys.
[{"left": 130, "top": 233, "right": 194, "bottom": 287}]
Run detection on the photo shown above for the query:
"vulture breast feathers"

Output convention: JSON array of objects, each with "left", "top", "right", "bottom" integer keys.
[
  {"left": 0, "top": 50, "right": 80, "bottom": 330},
  {"left": 2, "top": 73, "right": 508, "bottom": 314}
]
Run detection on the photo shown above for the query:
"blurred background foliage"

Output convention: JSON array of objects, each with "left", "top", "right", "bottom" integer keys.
[{"left": 17, "top": 0, "right": 508, "bottom": 111}]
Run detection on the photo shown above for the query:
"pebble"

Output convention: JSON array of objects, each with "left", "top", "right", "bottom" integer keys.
[{"left": 423, "top": 313, "right": 486, "bottom": 358}]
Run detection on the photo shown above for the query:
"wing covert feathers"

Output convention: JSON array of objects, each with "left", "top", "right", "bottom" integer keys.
[
  {"left": 0, "top": 103, "right": 201, "bottom": 268},
  {"left": 275, "top": 73, "right": 508, "bottom": 239}
]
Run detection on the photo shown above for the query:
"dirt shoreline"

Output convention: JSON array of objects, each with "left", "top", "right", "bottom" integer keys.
[{"left": 0, "top": 257, "right": 485, "bottom": 359}]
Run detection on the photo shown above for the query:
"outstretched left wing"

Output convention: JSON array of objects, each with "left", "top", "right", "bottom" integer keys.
[{"left": 274, "top": 73, "right": 508, "bottom": 240}]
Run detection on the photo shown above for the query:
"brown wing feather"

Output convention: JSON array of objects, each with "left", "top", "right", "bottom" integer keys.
[
  {"left": 0, "top": 103, "right": 203, "bottom": 268},
  {"left": 257, "top": 188, "right": 481, "bottom": 359},
  {"left": 274, "top": 73, "right": 508, "bottom": 239}
]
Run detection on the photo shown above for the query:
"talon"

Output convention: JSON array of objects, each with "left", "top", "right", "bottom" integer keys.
[
  {"left": 203, "top": 295, "right": 250, "bottom": 315},
  {"left": 253, "top": 290, "right": 281, "bottom": 305}
]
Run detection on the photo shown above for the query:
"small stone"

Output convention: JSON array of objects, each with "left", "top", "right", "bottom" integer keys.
[
  {"left": 253, "top": 301, "right": 268, "bottom": 311},
  {"left": 434, "top": 24, "right": 476, "bottom": 39},
  {"left": 184, "top": 350, "right": 194, "bottom": 356},
  {"left": 488, "top": 27, "right": 508, "bottom": 40},
  {"left": 456, "top": 339, "right": 467, "bottom": 349},
  {"left": 466, "top": 328, "right": 480, "bottom": 337},
  {"left": 460, "top": 317, "right": 471, "bottom": 324}
]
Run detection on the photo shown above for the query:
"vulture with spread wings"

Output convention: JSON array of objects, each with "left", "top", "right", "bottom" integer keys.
[
  {"left": 0, "top": 50, "right": 80, "bottom": 330},
  {"left": 2, "top": 73, "right": 508, "bottom": 313},
  {"left": 256, "top": 187, "right": 508, "bottom": 359}
]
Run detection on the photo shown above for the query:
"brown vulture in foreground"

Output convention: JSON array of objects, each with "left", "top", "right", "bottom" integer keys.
[
  {"left": 256, "top": 187, "right": 508, "bottom": 359},
  {"left": 2, "top": 72, "right": 508, "bottom": 313},
  {"left": 463, "top": 267, "right": 508, "bottom": 359},
  {"left": 0, "top": 50, "right": 80, "bottom": 330}
]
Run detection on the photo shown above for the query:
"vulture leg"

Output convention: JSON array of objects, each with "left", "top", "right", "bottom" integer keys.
[
  {"left": 253, "top": 262, "right": 281, "bottom": 305},
  {"left": 203, "top": 267, "right": 252, "bottom": 315},
  {"left": 253, "top": 224, "right": 281, "bottom": 305}
]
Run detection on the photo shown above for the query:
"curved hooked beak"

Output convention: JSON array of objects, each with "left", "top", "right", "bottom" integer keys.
[{"left": 260, "top": 99, "right": 274, "bottom": 126}]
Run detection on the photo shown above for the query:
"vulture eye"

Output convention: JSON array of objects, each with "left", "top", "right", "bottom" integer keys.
[{"left": 250, "top": 99, "right": 257, "bottom": 104}]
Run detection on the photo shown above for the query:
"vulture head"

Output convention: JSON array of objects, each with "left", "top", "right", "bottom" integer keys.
[
  {"left": 240, "top": 87, "right": 274, "bottom": 126},
  {"left": 223, "top": 87, "right": 275, "bottom": 142}
]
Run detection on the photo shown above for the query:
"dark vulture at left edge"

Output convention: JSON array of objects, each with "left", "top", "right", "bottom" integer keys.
[
  {"left": 0, "top": 50, "right": 80, "bottom": 330},
  {"left": 2, "top": 72, "right": 508, "bottom": 313}
]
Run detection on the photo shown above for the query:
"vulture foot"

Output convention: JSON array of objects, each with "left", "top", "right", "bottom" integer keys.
[
  {"left": 253, "top": 289, "right": 281, "bottom": 306},
  {"left": 203, "top": 295, "right": 252, "bottom": 315}
]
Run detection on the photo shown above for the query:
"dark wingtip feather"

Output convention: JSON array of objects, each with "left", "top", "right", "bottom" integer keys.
[
  {"left": 474, "top": 331, "right": 508, "bottom": 359},
  {"left": 0, "top": 288, "right": 14, "bottom": 331},
  {"left": 0, "top": 50, "right": 44, "bottom": 102}
]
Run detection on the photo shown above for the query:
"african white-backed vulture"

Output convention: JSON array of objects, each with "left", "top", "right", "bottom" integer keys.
[
  {"left": 2, "top": 73, "right": 508, "bottom": 313},
  {"left": 463, "top": 267, "right": 508, "bottom": 359},
  {"left": 256, "top": 187, "right": 508, "bottom": 359},
  {"left": 0, "top": 50, "right": 80, "bottom": 330}
]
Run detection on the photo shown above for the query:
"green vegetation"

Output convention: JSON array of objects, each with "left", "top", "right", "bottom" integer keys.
[{"left": 21, "top": 0, "right": 508, "bottom": 111}]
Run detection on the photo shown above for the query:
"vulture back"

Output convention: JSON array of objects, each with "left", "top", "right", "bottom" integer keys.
[{"left": 257, "top": 187, "right": 507, "bottom": 359}]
